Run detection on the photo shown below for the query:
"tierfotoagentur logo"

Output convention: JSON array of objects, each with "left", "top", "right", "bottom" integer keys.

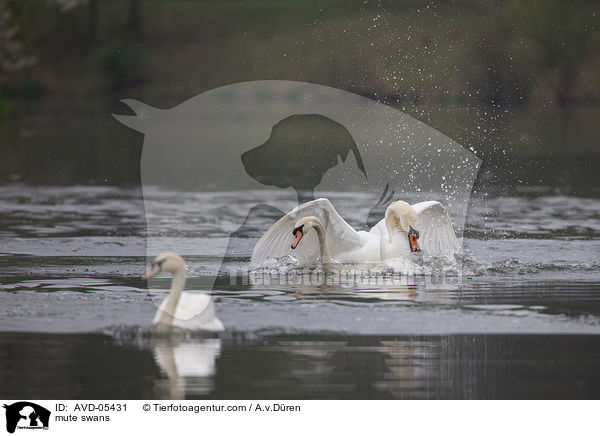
[
  {"left": 3, "top": 402, "right": 50, "bottom": 434},
  {"left": 114, "top": 80, "right": 481, "bottom": 325}
]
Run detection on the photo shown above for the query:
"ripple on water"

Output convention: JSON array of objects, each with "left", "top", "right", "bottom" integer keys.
[{"left": 0, "top": 186, "right": 599, "bottom": 335}]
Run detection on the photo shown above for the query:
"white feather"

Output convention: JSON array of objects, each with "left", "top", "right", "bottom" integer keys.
[
  {"left": 251, "top": 198, "right": 460, "bottom": 266},
  {"left": 411, "top": 201, "right": 460, "bottom": 255},
  {"left": 251, "top": 198, "right": 379, "bottom": 265},
  {"left": 153, "top": 293, "right": 225, "bottom": 332}
]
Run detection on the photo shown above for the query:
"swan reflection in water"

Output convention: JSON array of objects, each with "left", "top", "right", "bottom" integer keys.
[
  {"left": 245, "top": 271, "right": 462, "bottom": 303},
  {"left": 153, "top": 336, "right": 222, "bottom": 399},
  {"left": 151, "top": 335, "right": 435, "bottom": 399}
]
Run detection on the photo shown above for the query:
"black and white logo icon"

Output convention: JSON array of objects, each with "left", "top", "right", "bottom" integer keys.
[{"left": 3, "top": 402, "right": 50, "bottom": 434}]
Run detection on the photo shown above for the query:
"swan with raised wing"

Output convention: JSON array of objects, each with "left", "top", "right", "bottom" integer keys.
[
  {"left": 251, "top": 198, "right": 459, "bottom": 266},
  {"left": 143, "top": 252, "right": 225, "bottom": 331}
]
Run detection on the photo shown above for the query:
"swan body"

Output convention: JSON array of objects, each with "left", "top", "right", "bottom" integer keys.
[
  {"left": 290, "top": 214, "right": 380, "bottom": 264},
  {"left": 143, "top": 252, "right": 225, "bottom": 331},
  {"left": 251, "top": 198, "right": 459, "bottom": 266}
]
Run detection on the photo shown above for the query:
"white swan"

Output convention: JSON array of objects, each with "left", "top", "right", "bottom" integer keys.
[
  {"left": 251, "top": 198, "right": 459, "bottom": 266},
  {"left": 143, "top": 252, "right": 225, "bottom": 331},
  {"left": 372, "top": 200, "right": 459, "bottom": 261},
  {"left": 289, "top": 214, "right": 380, "bottom": 264}
]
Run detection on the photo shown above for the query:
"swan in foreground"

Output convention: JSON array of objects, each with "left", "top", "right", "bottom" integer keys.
[
  {"left": 251, "top": 198, "right": 459, "bottom": 266},
  {"left": 143, "top": 252, "right": 225, "bottom": 331}
]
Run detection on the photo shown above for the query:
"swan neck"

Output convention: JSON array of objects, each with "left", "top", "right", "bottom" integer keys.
[
  {"left": 158, "top": 267, "right": 186, "bottom": 325},
  {"left": 382, "top": 208, "right": 411, "bottom": 259},
  {"left": 312, "top": 219, "right": 333, "bottom": 263},
  {"left": 385, "top": 206, "right": 409, "bottom": 242}
]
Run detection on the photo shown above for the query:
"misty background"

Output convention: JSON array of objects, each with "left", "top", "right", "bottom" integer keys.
[{"left": 0, "top": 0, "right": 598, "bottom": 193}]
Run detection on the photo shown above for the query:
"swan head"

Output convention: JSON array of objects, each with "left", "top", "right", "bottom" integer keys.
[
  {"left": 386, "top": 201, "right": 420, "bottom": 252},
  {"left": 143, "top": 252, "right": 185, "bottom": 279},
  {"left": 291, "top": 216, "right": 318, "bottom": 249}
]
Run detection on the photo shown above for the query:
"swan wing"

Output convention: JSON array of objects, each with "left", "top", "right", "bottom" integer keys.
[
  {"left": 251, "top": 198, "right": 363, "bottom": 264},
  {"left": 155, "top": 293, "right": 225, "bottom": 331},
  {"left": 369, "top": 218, "right": 386, "bottom": 236},
  {"left": 176, "top": 293, "right": 224, "bottom": 331},
  {"left": 411, "top": 201, "right": 460, "bottom": 255}
]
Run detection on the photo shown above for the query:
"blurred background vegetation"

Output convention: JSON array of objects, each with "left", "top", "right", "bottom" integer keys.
[{"left": 0, "top": 0, "right": 598, "bottom": 192}]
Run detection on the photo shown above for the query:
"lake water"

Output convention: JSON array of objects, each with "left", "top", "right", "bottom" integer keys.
[{"left": 0, "top": 185, "right": 599, "bottom": 399}]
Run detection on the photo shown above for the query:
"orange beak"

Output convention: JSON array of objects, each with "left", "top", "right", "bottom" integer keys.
[
  {"left": 291, "top": 230, "right": 303, "bottom": 249},
  {"left": 408, "top": 233, "right": 419, "bottom": 252}
]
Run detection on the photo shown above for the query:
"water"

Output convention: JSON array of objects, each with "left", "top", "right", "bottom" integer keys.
[{"left": 1, "top": 185, "right": 599, "bottom": 399}]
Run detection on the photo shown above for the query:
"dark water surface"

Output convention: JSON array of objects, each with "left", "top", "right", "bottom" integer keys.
[
  {"left": 1, "top": 185, "right": 599, "bottom": 399},
  {"left": 2, "top": 332, "right": 599, "bottom": 400}
]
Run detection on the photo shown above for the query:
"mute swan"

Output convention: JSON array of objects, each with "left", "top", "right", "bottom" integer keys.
[
  {"left": 251, "top": 198, "right": 459, "bottom": 266},
  {"left": 289, "top": 214, "right": 380, "bottom": 264},
  {"left": 143, "top": 252, "right": 225, "bottom": 331}
]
